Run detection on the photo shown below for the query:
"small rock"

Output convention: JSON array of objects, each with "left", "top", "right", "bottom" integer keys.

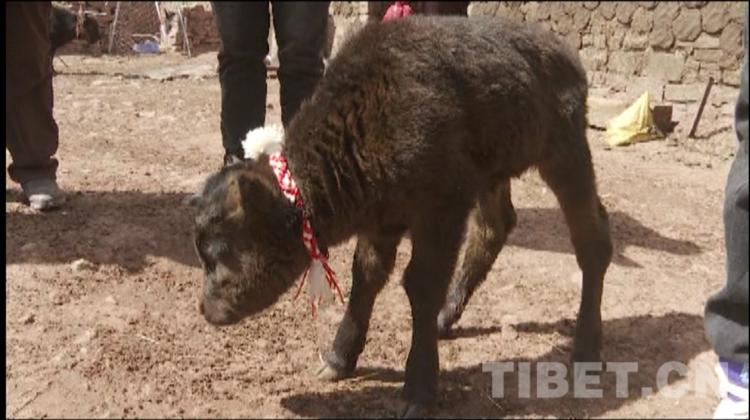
[
  {"left": 501, "top": 315, "right": 519, "bottom": 340},
  {"left": 71, "top": 258, "right": 96, "bottom": 273},
  {"left": 104, "top": 295, "right": 117, "bottom": 305},
  {"left": 75, "top": 328, "right": 98, "bottom": 344},
  {"left": 50, "top": 291, "right": 65, "bottom": 306},
  {"left": 21, "top": 313, "right": 35, "bottom": 325},
  {"left": 135, "top": 110, "right": 156, "bottom": 118},
  {"left": 21, "top": 242, "right": 39, "bottom": 253}
]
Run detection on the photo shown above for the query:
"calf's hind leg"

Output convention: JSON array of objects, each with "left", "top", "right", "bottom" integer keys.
[
  {"left": 538, "top": 143, "right": 613, "bottom": 364},
  {"left": 437, "top": 180, "right": 517, "bottom": 337}
]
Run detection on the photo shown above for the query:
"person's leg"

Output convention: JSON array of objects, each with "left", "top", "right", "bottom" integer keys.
[
  {"left": 271, "top": 1, "right": 330, "bottom": 128},
  {"left": 705, "top": 5, "right": 749, "bottom": 419},
  {"left": 5, "top": 1, "right": 65, "bottom": 210},
  {"left": 410, "top": 1, "right": 469, "bottom": 16},
  {"left": 367, "top": 1, "right": 392, "bottom": 21},
  {"left": 212, "top": 2, "right": 271, "bottom": 162}
]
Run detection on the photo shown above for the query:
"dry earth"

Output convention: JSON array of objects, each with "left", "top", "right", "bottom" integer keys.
[{"left": 5, "top": 52, "right": 740, "bottom": 418}]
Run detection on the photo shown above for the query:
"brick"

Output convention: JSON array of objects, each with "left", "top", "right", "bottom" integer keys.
[
  {"left": 582, "top": 34, "right": 594, "bottom": 47},
  {"left": 673, "top": 9, "right": 702, "bottom": 42},
  {"left": 608, "top": 51, "right": 643, "bottom": 75},
  {"left": 598, "top": 2, "right": 615, "bottom": 20},
  {"left": 694, "top": 48, "right": 723, "bottom": 64},
  {"left": 719, "top": 51, "right": 741, "bottom": 70},
  {"left": 615, "top": 2, "right": 636, "bottom": 25},
  {"left": 552, "top": 12, "right": 574, "bottom": 35},
  {"left": 626, "top": 76, "right": 665, "bottom": 102},
  {"left": 653, "top": 2, "right": 680, "bottom": 26},
  {"left": 593, "top": 32, "right": 607, "bottom": 49},
  {"left": 631, "top": 7, "right": 653, "bottom": 34},
  {"left": 645, "top": 50, "right": 686, "bottom": 83},
  {"left": 566, "top": 32, "right": 582, "bottom": 50},
  {"left": 579, "top": 47, "right": 608, "bottom": 71},
  {"left": 606, "top": 26, "right": 625, "bottom": 49},
  {"left": 587, "top": 96, "right": 630, "bottom": 128},
  {"left": 469, "top": 2, "right": 499, "bottom": 17},
  {"left": 720, "top": 22, "right": 744, "bottom": 58},
  {"left": 722, "top": 69, "right": 741, "bottom": 87},
  {"left": 727, "top": 2, "right": 746, "bottom": 24},
  {"left": 682, "top": 1, "right": 707, "bottom": 8},
  {"left": 699, "top": 62, "right": 721, "bottom": 82},
  {"left": 650, "top": 25, "right": 675, "bottom": 50},
  {"left": 664, "top": 84, "right": 705, "bottom": 102},
  {"left": 693, "top": 32, "right": 721, "bottom": 49},
  {"left": 525, "top": 1, "right": 550, "bottom": 21},
  {"left": 683, "top": 58, "right": 701, "bottom": 83},
  {"left": 583, "top": 2, "right": 599, "bottom": 11},
  {"left": 623, "top": 32, "right": 649, "bottom": 51},
  {"left": 605, "top": 73, "right": 630, "bottom": 92},
  {"left": 701, "top": 2, "right": 727, "bottom": 34},
  {"left": 572, "top": 7, "right": 591, "bottom": 31}
]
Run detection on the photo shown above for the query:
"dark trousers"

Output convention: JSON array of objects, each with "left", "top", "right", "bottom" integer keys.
[
  {"left": 212, "top": 1, "right": 330, "bottom": 156},
  {"left": 5, "top": 2, "right": 60, "bottom": 184},
  {"left": 705, "top": 5, "right": 749, "bottom": 365}
]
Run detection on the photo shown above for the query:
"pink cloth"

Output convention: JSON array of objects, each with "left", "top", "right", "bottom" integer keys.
[{"left": 382, "top": 1, "right": 412, "bottom": 21}]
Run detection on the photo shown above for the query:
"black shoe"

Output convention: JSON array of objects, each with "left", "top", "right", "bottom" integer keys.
[{"left": 223, "top": 152, "right": 244, "bottom": 168}]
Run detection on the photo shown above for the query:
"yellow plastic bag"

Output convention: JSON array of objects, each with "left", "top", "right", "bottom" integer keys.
[{"left": 605, "top": 91, "right": 661, "bottom": 147}]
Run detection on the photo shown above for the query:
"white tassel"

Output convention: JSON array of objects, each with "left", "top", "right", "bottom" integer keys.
[
  {"left": 308, "top": 260, "right": 335, "bottom": 309},
  {"left": 241, "top": 125, "right": 284, "bottom": 160}
]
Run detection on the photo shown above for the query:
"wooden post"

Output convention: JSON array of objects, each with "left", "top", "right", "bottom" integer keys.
[
  {"left": 154, "top": 1, "right": 168, "bottom": 46},
  {"left": 177, "top": 8, "right": 192, "bottom": 58},
  {"left": 689, "top": 77, "right": 715, "bottom": 138},
  {"left": 107, "top": 1, "right": 120, "bottom": 54}
]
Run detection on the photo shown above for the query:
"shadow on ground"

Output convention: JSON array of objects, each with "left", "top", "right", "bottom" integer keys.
[
  {"left": 507, "top": 207, "right": 701, "bottom": 268},
  {"left": 6, "top": 189, "right": 198, "bottom": 271},
  {"left": 6, "top": 188, "right": 699, "bottom": 273},
  {"left": 281, "top": 312, "right": 711, "bottom": 418}
]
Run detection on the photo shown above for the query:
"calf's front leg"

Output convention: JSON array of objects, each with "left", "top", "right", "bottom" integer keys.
[{"left": 317, "top": 230, "right": 403, "bottom": 381}]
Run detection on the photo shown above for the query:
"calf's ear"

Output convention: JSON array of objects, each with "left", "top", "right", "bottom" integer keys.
[
  {"left": 185, "top": 192, "right": 202, "bottom": 207},
  {"left": 236, "top": 174, "right": 277, "bottom": 214}
]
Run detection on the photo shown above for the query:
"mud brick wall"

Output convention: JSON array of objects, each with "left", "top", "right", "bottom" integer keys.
[
  {"left": 168, "top": 4, "right": 220, "bottom": 56},
  {"left": 469, "top": 2, "right": 746, "bottom": 97},
  {"left": 165, "top": 2, "right": 364, "bottom": 60}
]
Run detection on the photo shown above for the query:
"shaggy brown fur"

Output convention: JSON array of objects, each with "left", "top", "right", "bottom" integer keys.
[{"left": 192, "top": 15, "right": 613, "bottom": 416}]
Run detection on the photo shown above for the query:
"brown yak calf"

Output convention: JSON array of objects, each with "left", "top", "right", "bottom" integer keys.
[{"left": 191, "top": 15, "right": 613, "bottom": 417}]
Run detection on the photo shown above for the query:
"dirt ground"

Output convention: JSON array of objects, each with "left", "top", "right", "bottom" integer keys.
[{"left": 5, "top": 52, "right": 741, "bottom": 418}]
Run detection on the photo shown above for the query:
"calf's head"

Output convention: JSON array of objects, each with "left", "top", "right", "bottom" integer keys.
[{"left": 190, "top": 158, "right": 309, "bottom": 326}]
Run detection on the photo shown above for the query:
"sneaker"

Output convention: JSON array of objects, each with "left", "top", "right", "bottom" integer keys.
[
  {"left": 714, "top": 358, "right": 749, "bottom": 419},
  {"left": 21, "top": 178, "right": 66, "bottom": 211}
]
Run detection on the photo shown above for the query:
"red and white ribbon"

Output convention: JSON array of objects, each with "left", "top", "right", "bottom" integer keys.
[{"left": 268, "top": 152, "right": 345, "bottom": 314}]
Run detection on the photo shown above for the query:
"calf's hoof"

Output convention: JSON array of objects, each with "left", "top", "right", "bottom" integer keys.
[
  {"left": 570, "top": 347, "right": 604, "bottom": 384},
  {"left": 314, "top": 353, "right": 353, "bottom": 382},
  {"left": 400, "top": 402, "right": 432, "bottom": 418},
  {"left": 437, "top": 303, "right": 462, "bottom": 339}
]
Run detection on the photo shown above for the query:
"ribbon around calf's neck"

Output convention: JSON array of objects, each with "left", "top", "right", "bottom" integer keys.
[{"left": 267, "top": 152, "right": 345, "bottom": 314}]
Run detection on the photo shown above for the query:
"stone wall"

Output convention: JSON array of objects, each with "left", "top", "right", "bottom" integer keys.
[
  {"left": 60, "top": 2, "right": 746, "bottom": 98},
  {"left": 469, "top": 2, "right": 746, "bottom": 93}
]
